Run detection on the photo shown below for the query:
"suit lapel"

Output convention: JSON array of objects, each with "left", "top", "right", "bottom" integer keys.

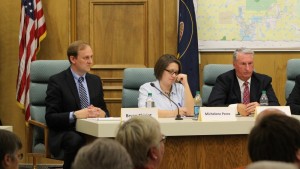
[
  {"left": 233, "top": 77, "right": 242, "bottom": 102},
  {"left": 85, "top": 73, "right": 95, "bottom": 105},
  {"left": 231, "top": 70, "right": 242, "bottom": 102},
  {"left": 250, "top": 73, "right": 259, "bottom": 102},
  {"left": 66, "top": 68, "right": 81, "bottom": 109}
]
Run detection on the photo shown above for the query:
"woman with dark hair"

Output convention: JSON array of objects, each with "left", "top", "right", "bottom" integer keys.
[{"left": 138, "top": 54, "right": 194, "bottom": 117}]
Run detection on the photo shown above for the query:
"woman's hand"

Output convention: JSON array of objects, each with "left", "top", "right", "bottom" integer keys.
[{"left": 176, "top": 74, "right": 188, "bottom": 86}]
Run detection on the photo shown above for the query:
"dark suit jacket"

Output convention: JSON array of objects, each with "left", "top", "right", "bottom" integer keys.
[
  {"left": 45, "top": 68, "right": 109, "bottom": 156},
  {"left": 286, "top": 75, "right": 300, "bottom": 115},
  {"left": 207, "top": 69, "right": 279, "bottom": 106}
]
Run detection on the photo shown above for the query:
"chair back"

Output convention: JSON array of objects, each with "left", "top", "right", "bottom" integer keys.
[
  {"left": 202, "top": 64, "right": 233, "bottom": 106},
  {"left": 286, "top": 59, "right": 300, "bottom": 100},
  {"left": 30, "top": 60, "right": 70, "bottom": 158},
  {"left": 122, "top": 68, "right": 156, "bottom": 107}
]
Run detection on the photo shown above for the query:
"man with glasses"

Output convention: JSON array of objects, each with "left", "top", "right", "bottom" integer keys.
[
  {"left": 0, "top": 130, "right": 22, "bottom": 169},
  {"left": 116, "top": 115, "right": 165, "bottom": 169},
  {"left": 138, "top": 54, "right": 194, "bottom": 117},
  {"left": 207, "top": 48, "right": 279, "bottom": 116}
]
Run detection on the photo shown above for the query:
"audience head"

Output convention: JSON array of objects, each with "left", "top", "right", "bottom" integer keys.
[
  {"left": 116, "top": 116, "right": 165, "bottom": 169},
  {"left": 154, "top": 54, "right": 182, "bottom": 81},
  {"left": 0, "top": 130, "right": 22, "bottom": 169},
  {"left": 246, "top": 161, "right": 298, "bottom": 169},
  {"left": 72, "top": 138, "right": 133, "bottom": 169},
  {"left": 233, "top": 47, "right": 254, "bottom": 81},
  {"left": 248, "top": 114, "right": 300, "bottom": 167},
  {"left": 255, "top": 108, "right": 286, "bottom": 125}
]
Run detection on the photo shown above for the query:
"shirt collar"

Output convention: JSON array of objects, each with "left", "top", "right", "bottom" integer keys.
[
  {"left": 154, "top": 80, "right": 177, "bottom": 95},
  {"left": 236, "top": 76, "right": 251, "bottom": 88},
  {"left": 70, "top": 68, "right": 86, "bottom": 81}
]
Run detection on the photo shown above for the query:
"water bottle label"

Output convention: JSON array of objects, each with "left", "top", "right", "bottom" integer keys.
[
  {"left": 194, "top": 106, "right": 200, "bottom": 119},
  {"left": 146, "top": 101, "right": 155, "bottom": 108}
]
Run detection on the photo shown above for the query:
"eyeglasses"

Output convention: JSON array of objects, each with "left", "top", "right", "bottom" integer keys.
[
  {"left": 160, "top": 135, "right": 167, "bottom": 144},
  {"left": 164, "top": 69, "right": 179, "bottom": 76},
  {"left": 17, "top": 153, "right": 23, "bottom": 160}
]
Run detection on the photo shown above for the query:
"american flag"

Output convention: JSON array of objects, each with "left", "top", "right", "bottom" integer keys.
[{"left": 17, "top": 0, "right": 46, "bottom": 121}]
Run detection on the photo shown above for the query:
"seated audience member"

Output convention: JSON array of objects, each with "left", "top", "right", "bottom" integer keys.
[
  {"left": 72, "top": 138, "right": 133, "bottom": 169},
  {"left": 286, "top": 74, "right": 300, "bottom": 115},
  {"left": 248, "top": 113, "right": 300, "bottom": 168},
  {"left": 246, "top": 161, "right": 297, "bottom": 169},
  {"left": 138, "top": 54, "right": 194, "bottom": 117},
  {"left": 207, "top": 47, "right": 279, "bottom": 116},
  {"left": 0, "top": 130, "right": 23, "bottom": 169},
  {"left": 116, "top": 116, "right": 165, "bottom": 169},
  {"left": 255, "top": 108, "right": 285, "bottom": 125}
]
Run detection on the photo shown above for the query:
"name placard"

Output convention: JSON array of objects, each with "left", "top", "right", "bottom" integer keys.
[
  {"left": 199, "top": 107, "right": 237, "bottom": 122},
  {"left": 255, "top": 106, "right": 291, "bottom": 116},
  {"left": 121, "top": 108, "right": 158, "bottom": 121}
]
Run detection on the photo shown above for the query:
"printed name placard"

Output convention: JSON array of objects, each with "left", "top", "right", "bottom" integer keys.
[
  {"left": 121, "top": 108, "right": 158, "bottom": 121},
  {"left": 199, "top": 107, "right": 237, "bottom": 122},
  {"left": 255, "top": 106, "right": 291, "bottom": 117}
]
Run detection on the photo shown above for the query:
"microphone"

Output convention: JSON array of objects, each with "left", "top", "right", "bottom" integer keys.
[{"left": 150, "top": 83, "right": 183, "bottom": 120}]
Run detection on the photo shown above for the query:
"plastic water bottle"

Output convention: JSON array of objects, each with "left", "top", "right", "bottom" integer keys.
[
  {"left": 146, "top": 93, "right": 155, "bottom": 108},
  {"left": 259, "top": 90, "right": 269, "bottom": 106},
  {"left": 194, "top": 91, "right": 202, "bottom": 120}
]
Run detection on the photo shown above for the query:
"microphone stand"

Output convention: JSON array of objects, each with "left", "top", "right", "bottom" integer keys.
[{"left": 150, "top": 83, "right": 183, "bottom": 120}]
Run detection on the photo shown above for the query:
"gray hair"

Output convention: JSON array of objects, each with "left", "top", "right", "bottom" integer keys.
[
  {"left": 115, "top": 116, "right": 161, "bottom": 168},
  {"left": 233, "top": 47, "right": 254, "bottom": 61},
  {"left": 72, "top": 138, "right": 133, "bottom": 169}
]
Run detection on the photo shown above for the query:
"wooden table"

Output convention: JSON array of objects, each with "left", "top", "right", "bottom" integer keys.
[
  {"left": 76, "top": 117, "right": 255, "bottom": 169},
  {"left": 0, "top": 126, "right": 13, "bottom": 131}
]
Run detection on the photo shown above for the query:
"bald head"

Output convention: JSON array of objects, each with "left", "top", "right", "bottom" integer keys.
[{"left": 256, "top": 108, "right": 286, "bottom": 125}]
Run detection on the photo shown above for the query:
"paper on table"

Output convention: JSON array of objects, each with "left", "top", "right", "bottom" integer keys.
[{"left": 88, "top": 117, "right": 121, "bottom": 121}]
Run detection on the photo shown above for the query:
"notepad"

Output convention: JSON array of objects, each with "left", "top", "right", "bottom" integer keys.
[{"left": 88, "top": 117, "right": 121, "bottom": 121}]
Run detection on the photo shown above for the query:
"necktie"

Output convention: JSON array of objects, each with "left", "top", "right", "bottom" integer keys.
[
  {"left": 78, "top": 77, "right": 89, "bottom": 108},
  {"left": 243, "top": 81, "right": 250, "bottom": 104}
]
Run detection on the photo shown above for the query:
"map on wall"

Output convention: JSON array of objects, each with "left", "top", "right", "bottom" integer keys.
[{"left": 196, "top": 0, "right": 300, "bottom": 51}]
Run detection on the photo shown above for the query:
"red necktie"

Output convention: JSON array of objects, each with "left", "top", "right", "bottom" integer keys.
[{"left": 243, "top": 81, "right": 250, "bottom": 104}]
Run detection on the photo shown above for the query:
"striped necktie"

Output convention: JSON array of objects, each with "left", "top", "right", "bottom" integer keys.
[
  {"left": 78, "top": 77, "right": 89, "bottom": 108},
  {"left": 243, "top": 81, "right": 250, "bottom": 104}
]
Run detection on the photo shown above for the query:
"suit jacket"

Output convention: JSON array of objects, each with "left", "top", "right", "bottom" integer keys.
[
  {"left": 286, "top": 75, "right": 300, "bottom": 115},
  {"left": 207, "top": 69, "right": 279, "bottom": 106},
  {"left": 45, "top": 68, "right": 109, "bottom": 155}
]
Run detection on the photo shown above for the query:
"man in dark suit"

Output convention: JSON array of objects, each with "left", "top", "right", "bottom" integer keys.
[
  {"left": 286, "top": 75, "right": 300, "bottom": 115},
  {"left": 207, "top": 48, "right": 279, "bottom": 116},
  {"left": 45, "top": 41, "right": 109, "bottom": 169}
]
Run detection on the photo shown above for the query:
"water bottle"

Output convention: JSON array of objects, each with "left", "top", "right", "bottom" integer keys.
[
  {"left": 194, "top": 91, "right": 202, "bottom": 120},
  {"left": 146, "top": 93, "right": 155, "bottom": 108},
  {"left": 259, "top": 90, "right": 269, "bottom": 106}
]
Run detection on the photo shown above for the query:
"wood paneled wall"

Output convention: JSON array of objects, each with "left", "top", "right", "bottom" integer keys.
[
  {"left": 75, "top": 0, "right": 177, "bottom": 116},
  {"left": 1, "top": 0, "right": 300, "bottom": 166}
]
